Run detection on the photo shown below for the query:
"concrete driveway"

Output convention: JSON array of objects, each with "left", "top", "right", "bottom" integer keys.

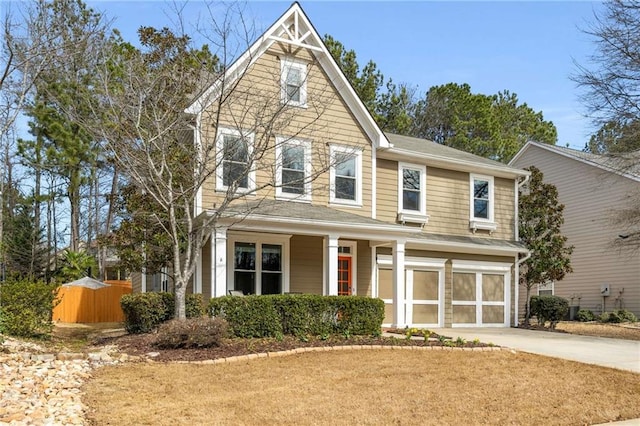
[{"left": 430, "top": 327, "right": 640, "bottom": 373}]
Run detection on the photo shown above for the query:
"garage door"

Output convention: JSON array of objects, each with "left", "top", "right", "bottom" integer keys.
[
  {"left": 451, "top": 261, "right": 512, "bottom": 327},
  {"left": 377, "top": 256, "right": 445, "bottom": 327}
]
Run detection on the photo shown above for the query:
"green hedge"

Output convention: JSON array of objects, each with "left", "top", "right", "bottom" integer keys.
[
  {"left": 530, "top": 295, "right": 569, "bottom": 329},
  {"left": 0, "top": 279, "right": 60, "bottom": 338},
  {"left": 120, "top": 292, "right": 206, "bottom": 334},
  {"left": 208, "top": 294, "right": 384, "bottom": 338}
]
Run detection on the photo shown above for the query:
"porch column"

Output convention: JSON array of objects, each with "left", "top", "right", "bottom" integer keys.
[
  {"left": 212, "top": 227, "right": 228, "bottom": 297},
  {"left": 393, "top": 239, "right": 406, "bottom": 327},
  {"left": 325, "top": 234, "right": 339, "bottom": 296}
]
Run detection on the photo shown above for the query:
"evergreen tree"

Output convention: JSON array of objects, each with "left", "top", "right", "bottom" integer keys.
[{"left": 519, "top": 166, "right": 573, "bottom": 325}]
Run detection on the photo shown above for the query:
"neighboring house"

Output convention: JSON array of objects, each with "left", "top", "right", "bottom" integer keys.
[
  {"left": 132, "top": 3, "right": 530, "bottom": 328},
  {"left": 510, "top": 141, "right": 640, "bottom": 317}
]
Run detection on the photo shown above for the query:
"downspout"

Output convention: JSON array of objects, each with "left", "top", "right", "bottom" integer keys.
[
  {"left": 514, "top": 251, "right": 532, "bottom": 326},
  {"left": 513, "top": 173, "right": 530, "bottom": 326}
]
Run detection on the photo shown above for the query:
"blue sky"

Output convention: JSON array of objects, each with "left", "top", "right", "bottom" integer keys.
[{"left": 90, "top": 1, "right": 604, "bottom": 150}]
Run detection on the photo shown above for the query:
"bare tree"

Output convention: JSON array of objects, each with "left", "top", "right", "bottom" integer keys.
[
  {"left": 573, "top": 0, "right": 640, "bottom": 249},
  {"left": 85, "top": 5, "right": 344, "bottom": 319}
]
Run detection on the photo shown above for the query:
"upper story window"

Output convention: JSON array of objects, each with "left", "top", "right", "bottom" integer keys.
[
  {"left": 330, "top": 145, "right": 362, "bottom": 206},
  {"left": 469, "top": 174, "right": 496, "bottom": 233},
  {"left": 397, "top": 163, "right": 428, "bottom": 225},
  {"left": 276, "top": 137, "right": 311, "bottom": 201},
  {"left": 281, "top": 58, "right": 307, "bottom": 107},
  {"left": 215, "top": 127, "right": 255, "bottom": 192}
]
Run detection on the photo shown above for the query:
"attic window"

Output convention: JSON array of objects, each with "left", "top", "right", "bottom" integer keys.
[{"left": 281, "top": 58, "right": 307, "bottom": 107}]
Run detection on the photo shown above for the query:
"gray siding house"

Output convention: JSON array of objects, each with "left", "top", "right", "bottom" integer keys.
[{"left": 510, "top": 141, "right": 640, "bottom": 317}]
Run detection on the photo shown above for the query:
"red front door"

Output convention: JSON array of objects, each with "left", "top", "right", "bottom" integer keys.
[{"left": 338, "top": 256, "right": 352, "bottom": 295}]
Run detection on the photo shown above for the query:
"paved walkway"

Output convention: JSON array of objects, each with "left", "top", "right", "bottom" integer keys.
[{"left": 429, "top": 327, "right": 640, "bottom": 373}]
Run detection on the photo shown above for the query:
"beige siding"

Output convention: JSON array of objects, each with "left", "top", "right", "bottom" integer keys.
[
  {"left": 512, "top": 145, "right": 640, "bottom": 317},
  {"left": 200, "top": 45, "right": 373, "bottom": 219},
  {"left": 357, "top": 240, "right": 372, "bottom": 296},
  {"left": 375, "top": 162, "right": 516, "bottom": 240},
  {"left": 289, "top": 235, "right": 323, "bottom": 294},
  {"left": 131, "top": 272, "right": 142, "bottom": 294}
]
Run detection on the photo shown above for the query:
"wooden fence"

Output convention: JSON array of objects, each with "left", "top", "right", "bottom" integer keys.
[{"left": 53, "top": 280, "right": 132, "bottom": 323}]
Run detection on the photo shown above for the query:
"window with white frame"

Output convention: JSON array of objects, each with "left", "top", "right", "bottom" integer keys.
[
  {"left": 215, "top": 127, "right": 255, "bottom": 192},
  {"left": 281, "top": 58, "right": 307, "bottom": 107},
  {"left": 228, "top": 233, "right": 290, "bottom": 295},
  {"left": 469, "top": 174, "right": 496, "bottom": 232},
  {"left": 537, "top": 281, "right": 554, "bottom": 296},
  {"left": 330, "top": 145, "right": 362, "bottom": 205},
  {"left": 276, "top": 137, "right": 311, "bottom": 200},
  {"left": 398, "top": 163, "right": 428, "bottom": 224}
]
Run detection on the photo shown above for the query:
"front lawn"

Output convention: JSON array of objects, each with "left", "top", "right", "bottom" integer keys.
[{"left": 83, "top": 350, "right": 640, "bottom": 425}]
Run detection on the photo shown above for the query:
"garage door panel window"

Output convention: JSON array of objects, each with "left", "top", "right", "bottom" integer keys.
[
  {"left": 453, "top": 272, "right": 476, "bottom": 301},
  {"left": 482, "top": 274, "right": 504, "bottom": 301}
]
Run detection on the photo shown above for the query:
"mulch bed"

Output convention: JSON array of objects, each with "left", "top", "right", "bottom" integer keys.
[{"left": 93, "top": 330, "right": 487, "bottom": 363}]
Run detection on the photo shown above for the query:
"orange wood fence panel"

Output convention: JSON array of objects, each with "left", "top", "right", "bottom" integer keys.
[{"left": 53, "top": 282, "right": 132, "bottom": 323}]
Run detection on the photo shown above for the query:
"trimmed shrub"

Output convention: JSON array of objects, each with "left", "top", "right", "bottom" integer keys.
[
  {"left": 154, "top": 317, "right": 228, "bottom": 349},
  {"left": 529, "top": 295, "right": 569, "bottom": 329},
  {"left": 576, "top": 309, "right": 595, "bottom": 322},
  {"left": 121, "top": 293, "right": 169, "bottom": 334},
  {"left": 209, "top": 295, "right": 282, "bottom": 338},
  {"left": 0, "top": 279, "right": 60, "bottom": 338},
  {"left": 600, "top": 309, "right": 638, "bottom": 323},
  {"left": 121, "top": 292, "right": 208, "bottom": 334},
  {"left": 209, "top": 294, "right": 385, "bottom": 338}
]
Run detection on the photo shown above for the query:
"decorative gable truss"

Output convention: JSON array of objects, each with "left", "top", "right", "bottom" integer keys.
[{"left": 185, "top": 3, "right": 389, "bottom": 150}]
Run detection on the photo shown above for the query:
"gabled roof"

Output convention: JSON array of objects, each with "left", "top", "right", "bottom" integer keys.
[
  {"left": 382, "top": 133, "right": 529, "bottom": 179},
  {"left": 510, "top": 141, "right": 640, "bottom": 182},
  {"left": 185, "top": 2, "right": 390, "bottom": 149}
]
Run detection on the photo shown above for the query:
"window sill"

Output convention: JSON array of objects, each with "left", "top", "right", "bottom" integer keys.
[
  {"left": 397, "top": 212, "right": 430, "bottom": 225},
  {"left": 469, "top": 220, "right": 497, "bottom": 234},
  {"left": 329, "top": 200, "right": 362, "bottom": 209},
  {"left": 275, "top": 195, "right": 312, "bottom": 203},
  {"left": 280, "top": 101, "right": 308, "bottom": 109}
]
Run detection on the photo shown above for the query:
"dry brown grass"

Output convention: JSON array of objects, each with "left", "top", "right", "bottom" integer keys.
[
  {"left": 83, "top": 350, "right": 640, "bottom": 425},
  {"left": 555, "top": 321, "right": 640, "bottom": 341}
]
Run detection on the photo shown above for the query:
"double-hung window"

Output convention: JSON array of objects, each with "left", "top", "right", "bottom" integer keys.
[
  {"left": 281, "top": 58, "right": 307, "bottom": 107},
  {"left": 215, "top": 127, "right": 255, "bottom": 192},
  {"left": 330, "top": 145, "right": 362, "bottom": 205},
  {"left": 397, "top": 163, "right": 428, "bottom": 224},
  {"left": 469, "top": 174, "right": 496, "bottom": 232},
  {"left": 275, "top": 137, "right": 311, "bottom": 200}
]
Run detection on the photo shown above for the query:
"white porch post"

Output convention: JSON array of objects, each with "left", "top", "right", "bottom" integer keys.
[
  {"left": 212, "top": 227, "right": 228, "bottom": 297},
  {"left": 141, "top": 268, "right": 147, "bottom": 293},
  {"left": 194, "top": 245, "right": 202, "bottom": 294},
  {"left": 326, "top": 234, "right": 339, "bottom": 296},
  {"left": 392, "top": 239, "right": 406, "bottom": 327}
]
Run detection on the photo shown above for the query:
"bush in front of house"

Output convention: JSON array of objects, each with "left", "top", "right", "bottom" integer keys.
[
  {"left": 154, "top": 316, "right": 228, "bottom": 349},
  {"left": 121, "top": 292, "right": 207, "bottom": 334},
  {"left": 529, "top": 295, "right": 569, "bottom": 330},
  {"left": 0, "top": 279, "right": 60, "bottom": 338},
  {"left": 208, "top": 294, "right": 385, "bottom": 338},
  {"left": 599, "top": 309, "right": 638, "bottom": 323},
  {"left": 576, "top": 309, "right": 595, "bottom": 322}
]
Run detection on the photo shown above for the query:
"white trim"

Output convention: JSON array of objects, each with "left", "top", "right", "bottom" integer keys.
[
  {"left": 184, "top": 3, "right": 390, "bottom": 149},
  {"left": 398, "top": 162, "right": 427, "bottom": 215},
  {"left": 537, "top": 280, "right": 555, "bottom": 296},
  {"left": 280, "top": 57, "right": 308, "bottom": 108},
  {"left": 226, "top": 231, "right": 291, "bottom": 295},
  {"left": 330, "top": 145, "right": 363, "bottom": 206},
  {"left": 275, "top": 136, "right": 312, "bottom": 201},
  {"left": 392, "top": 240, "right": 406, "bottom": 328},
  {"left": 451, "top": 260, "right": 512, "bottom": 327},
  {"left": 213, "top": 228, "right": 228, "bottom": 297},
  {"left": 326, "top": 234, "right": 339, "bottom": 295},
  {"left": 371, "top": 147, "right": 377, "bottom": 219},
  {"left": 338, "top": 240, "right": 357, "bottom": 295},
  {"left": 215, "top": 126, "right": 256, "bottom": 193},
  {"left": 469, "top": 174, "right": 497, "bottom": 233},
  {"left": 194, "top": 112, "right": 203, "bottom": 215},
  {"left": 377, "top": 254, "right": 445, "bottom": 328}
]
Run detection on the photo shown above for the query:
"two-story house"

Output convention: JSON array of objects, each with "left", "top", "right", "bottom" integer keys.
[
  {"left": 133, "top": 2, "right": 530, "bottom": 328},
  {"left": 511, "top": 141, "right": 640, "bottom": 318}
]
